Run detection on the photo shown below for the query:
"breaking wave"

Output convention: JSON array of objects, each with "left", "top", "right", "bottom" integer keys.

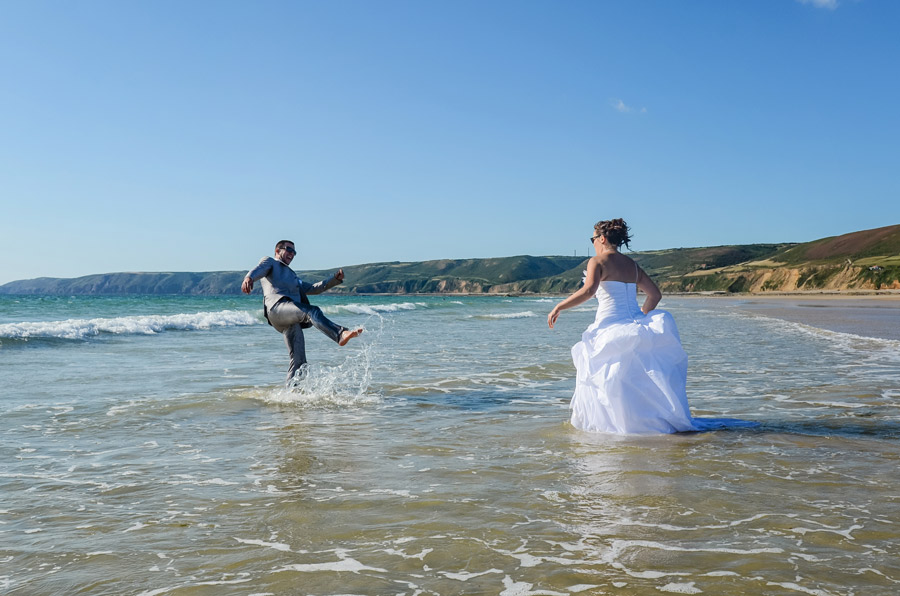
[
  {"left": 468, "top": 311, "right": 537, "bottom": 320},
  {"left": 321, "top": 302, "right": 427, "bottom": 316},
  {"left": 0, "top": 310, "right": 261, "bottom": 340}
]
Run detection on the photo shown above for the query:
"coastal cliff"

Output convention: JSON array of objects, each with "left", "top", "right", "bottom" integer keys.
[
  {"left": 657, "top": 225, "right": 900, "bottom": 293},
  {"left": 660, "top": 264, "right": 900, "bottom": 293}
]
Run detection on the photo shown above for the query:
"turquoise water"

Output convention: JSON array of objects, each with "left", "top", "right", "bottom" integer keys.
[{"left": 1, "top": 294, "right": 899, "bottom": 594}]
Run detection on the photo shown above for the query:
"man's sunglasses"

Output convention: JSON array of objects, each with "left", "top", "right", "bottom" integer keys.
[{"left": 280, "top": 246, "right": 297, "bottom": 254}]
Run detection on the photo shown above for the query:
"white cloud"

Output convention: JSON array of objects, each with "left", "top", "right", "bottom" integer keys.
[
  {"left": 797, "top": 0, "right": 839, "bottom": 10},
  {"left": 611, "top": 99, "right": 647, "bottom": 114}
]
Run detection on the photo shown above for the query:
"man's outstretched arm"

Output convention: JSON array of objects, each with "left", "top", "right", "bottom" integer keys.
[{"left": 303, "top": 269, "right": 344, "bottom": 295}]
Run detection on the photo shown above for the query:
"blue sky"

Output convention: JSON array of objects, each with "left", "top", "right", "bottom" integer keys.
[{"left": 1, "top": 0, "right": 898, "bottom": 284}]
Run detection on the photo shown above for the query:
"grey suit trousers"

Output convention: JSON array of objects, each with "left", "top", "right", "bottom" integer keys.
[{"left": 267, "top": 298, "right": 346, "bottom": 384}]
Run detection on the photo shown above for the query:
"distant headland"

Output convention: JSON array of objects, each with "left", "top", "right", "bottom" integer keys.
[{"left": 2, "top": 225, "right": 898, "bottom": 296}]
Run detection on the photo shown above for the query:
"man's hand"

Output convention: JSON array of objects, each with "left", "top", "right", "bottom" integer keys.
[
  {"left": 241, "top": 277, "right": 254, "bottom": 294},
  {"left": 334, "top": 268, "right": 345, "bottom": 283}
]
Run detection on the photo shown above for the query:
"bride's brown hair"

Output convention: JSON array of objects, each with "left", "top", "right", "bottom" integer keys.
[{"left": 594, "top": 218, "right": 631, "bottom": 249}]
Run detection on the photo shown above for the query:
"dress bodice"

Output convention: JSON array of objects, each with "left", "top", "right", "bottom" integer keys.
[{"left": 593, "top": 281, "right": 644, "bottom": 326}]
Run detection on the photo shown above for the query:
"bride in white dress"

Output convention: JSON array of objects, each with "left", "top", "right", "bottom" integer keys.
[{"left": 548, "top": 219, "right": 753, "bottom": 434}]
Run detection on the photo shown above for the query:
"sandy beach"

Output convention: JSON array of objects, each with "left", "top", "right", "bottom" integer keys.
[{"left": 689, "top": 293, "right": 900, "bottom": 341}]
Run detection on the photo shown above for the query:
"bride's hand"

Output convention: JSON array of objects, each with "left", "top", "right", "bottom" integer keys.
[{"left": 548, "top": 307, "right": 560, "bottom": 329}]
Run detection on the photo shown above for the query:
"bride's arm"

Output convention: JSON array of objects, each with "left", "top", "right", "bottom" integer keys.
[
  {"left": 548, "top": 258, "right": 600, "bottom": 328},
  {"left": 636, "top": 267, "right": 662, "bottom": 314}
]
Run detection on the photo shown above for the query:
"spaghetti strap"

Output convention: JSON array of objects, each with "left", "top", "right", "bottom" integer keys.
[{"left": 634, "top": 261, "right": 640, "bottom": 284}]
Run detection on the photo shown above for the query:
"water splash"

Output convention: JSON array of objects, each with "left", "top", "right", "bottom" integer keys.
[{"left": 263, "top": 315, "right": 385, "bottom": 407}]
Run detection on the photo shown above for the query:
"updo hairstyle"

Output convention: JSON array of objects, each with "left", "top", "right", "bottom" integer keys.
[{"left": 594, "top": 218, "right": 631, "bottom": 249}]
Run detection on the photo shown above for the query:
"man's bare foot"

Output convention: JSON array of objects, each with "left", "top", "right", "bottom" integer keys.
[{"left": 339, "top": 327, "right": 363, "bottom": 346}]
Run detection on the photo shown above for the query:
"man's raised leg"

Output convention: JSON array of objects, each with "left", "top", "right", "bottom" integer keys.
[{"left": 270, "top": 299, "right": 361, "bottom": 346}]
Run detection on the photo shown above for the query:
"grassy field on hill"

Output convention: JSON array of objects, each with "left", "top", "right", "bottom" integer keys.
[
  {"left": 656, "top": 225, "right": 900, "bottom": 292},
  {"left": 774, "top": 224, "right": 900, "bottom": 265}
]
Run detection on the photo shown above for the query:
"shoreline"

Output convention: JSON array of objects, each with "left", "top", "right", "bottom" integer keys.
[
  {"left": 675, "top": 293, "right": 900, "bottom": 341},
  {"left": 669, "top": 289, "right": 900, "bottom": 300}
]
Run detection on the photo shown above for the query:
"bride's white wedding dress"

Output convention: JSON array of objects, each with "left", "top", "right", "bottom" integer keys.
[{"left": 570, "top": 277, "right": 753, "bottom": 434}]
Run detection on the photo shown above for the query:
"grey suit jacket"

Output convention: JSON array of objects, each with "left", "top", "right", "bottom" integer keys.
[{"left": 245, "top": 256, "right": 342, "bottom": 312}]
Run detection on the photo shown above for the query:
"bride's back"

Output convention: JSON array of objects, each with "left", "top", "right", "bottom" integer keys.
[{"left": 595, "top": 252, "right": 639, "bottom": 284}]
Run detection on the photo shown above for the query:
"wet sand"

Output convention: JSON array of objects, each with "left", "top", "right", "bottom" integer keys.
[{"left": 710, "top": 294, "right": 900, "bottom": 341}]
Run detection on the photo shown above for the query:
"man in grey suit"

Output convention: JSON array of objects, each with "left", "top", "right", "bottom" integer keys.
[{"left": 242, "top": 240, "right": 362, "bottom": 384}]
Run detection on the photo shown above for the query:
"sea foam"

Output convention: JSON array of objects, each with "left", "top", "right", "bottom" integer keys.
[
  {"left": 469, "top": 311, "right": 537, "bottom": 320},
  {"left": 0, "top": 310, "right": 261, "bottom": 340},
  {"left": 321, "top": 302, "right": 426, "bottom": 316}
]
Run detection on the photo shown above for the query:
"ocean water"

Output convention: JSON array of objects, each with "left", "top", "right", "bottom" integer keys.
[{"left": 1, "top": 293, "right": 899, "bottom": 595}]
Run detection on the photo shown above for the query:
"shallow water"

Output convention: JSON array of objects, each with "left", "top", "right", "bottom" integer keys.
[
  {"left": 1, "top": 294, "right": 899, "bottom": 594},
  {"left": 733, "top": 296, "right": 900, "bottom": 341}
]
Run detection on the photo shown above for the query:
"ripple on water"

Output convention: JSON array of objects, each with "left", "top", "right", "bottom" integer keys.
[{"left": 4, "top": 295, "right": 900, "bottom": 594}]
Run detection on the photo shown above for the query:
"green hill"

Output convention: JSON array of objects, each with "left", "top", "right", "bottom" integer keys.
[
  {"left": 0, "top": 256, "right": 590, "bottom": 296},
  {"left": 2, "top": 225, "right": 897, "bottom": 295},
  {"left": 304, "top": 255, "right": 587, "bottom": 293},
  {"left": 0, "top": 271, "right": 245, "bottom": 295},
  {"left": 633, "top": 244, "right": 791, "bottom": 278},
  {"left": 774, "top": 224, "right": 900, "bottom": 265}
]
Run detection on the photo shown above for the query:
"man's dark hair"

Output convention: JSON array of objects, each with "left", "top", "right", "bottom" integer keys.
[{"left": 275, "top": 240, "right": 295, "bottom": 251}]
